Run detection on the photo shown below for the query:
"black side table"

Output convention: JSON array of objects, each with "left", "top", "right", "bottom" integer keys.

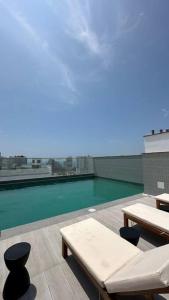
[
  {"left": 3, "top": 242, "right": 31, "bottom": 300},
  {"left": 119, "top": 227, "right": 140, "bottom": 246}
]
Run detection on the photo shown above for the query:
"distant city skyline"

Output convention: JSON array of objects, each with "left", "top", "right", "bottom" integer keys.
[
  {"left": 0, "top": 0, "right": 169, "bottom": 156},
  {"left": 0, "top": 152, "right": 93, "bottom": 158}
]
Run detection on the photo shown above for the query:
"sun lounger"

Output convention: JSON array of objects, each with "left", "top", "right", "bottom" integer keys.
[
  {"left": 122, "top": 203, "right": 169, "bottom": 240},
  {"left": 60, "top": 218, "right": 169, "bottom": 300},
  {"left": 155, "top": 193, "right": 169, "bottom": 209}
]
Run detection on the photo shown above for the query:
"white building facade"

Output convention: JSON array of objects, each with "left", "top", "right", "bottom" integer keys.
[{"left": 144, "top": 130, "right": 169, "bottom": 153}]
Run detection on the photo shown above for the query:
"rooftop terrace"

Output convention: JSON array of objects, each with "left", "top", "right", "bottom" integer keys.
[{"left": 0, "top": 194, "right": 168, "bottom": 300}]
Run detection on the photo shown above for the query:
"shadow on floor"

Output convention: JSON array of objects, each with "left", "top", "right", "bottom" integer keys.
[
  {"left": 117, "top": 295, "right": 166, "bottom": 300},
  {"left": 19, "top": 284, "right": 37, "bottom": 300},
  {"left": 66, "top": 255, "right": 99, "bottom": 300},
  {"left": 130, "top": 224, "right": 167, "bottom": 247},
  {"left": 66, "top": 255, "right": 168, "bottom": 300}
]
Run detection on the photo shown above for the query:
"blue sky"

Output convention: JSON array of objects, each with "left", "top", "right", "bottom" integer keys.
[{"left": 0, "top": 0, "right": 169, "bottom": 157}]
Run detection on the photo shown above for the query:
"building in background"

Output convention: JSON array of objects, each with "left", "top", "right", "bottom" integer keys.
[
  {"left": 64, "top": 157, "right": 73, "bottom": 171},
  {"left": 0, "top": 154, "right": 94, "bottom": 177},
  {"left": 0, "top": 155, "right": 27, "bottom": 169},
  {"left": 11, "top": 156, "right": 27, "bottom": 168},
  {"left": 48, "top": 159, "right": 65, "bottom": 175},
  {"left": 32, "top": 159, "right": 41, "bottom": 168},
  {"left": 144, "top": 129, "right": 169, "bottom": 153},
  {"left": 76, "top": 156, "right": 93, "bottom": 174},
  {"left": 0, "top": 152, "right": 2, "bottom": 170}
]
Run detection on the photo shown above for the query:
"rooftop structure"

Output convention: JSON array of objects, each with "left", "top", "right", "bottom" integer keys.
[{"left": 144, "top": 129, "right": 169, "bottom": 153}]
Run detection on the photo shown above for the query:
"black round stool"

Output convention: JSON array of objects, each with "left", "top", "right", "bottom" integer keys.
[
  {"left": 3, "top": 242, "right": 31, "bottom": 300},
  {"left": 119, "top": 227, "right": 140, "bottom": 246}
]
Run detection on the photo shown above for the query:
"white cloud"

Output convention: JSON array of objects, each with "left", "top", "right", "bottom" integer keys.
[
  {"left": 46, "top": 0, "right": 111, "bottom": 68},
  {"left": 162, "top": 108, "right": 169, "bottom": 118},
  {"left": 0, "top": 0, "right": 77, "bottom": 96},
  {"left": 65, "top": 0, "right": 110, "bottom": 63},
  {"left": 64, "top": 1, "right": 144, "bottom": 69},
  {"left": 116, "top": 10, "right": 144, "bottom": 37},
  {"left": 0, "top": 0, "right": 144, "bottom": 94},
  {"left": 45, "top": 0, "right": 144, "bottom": 73},
  {"left": 61, "top": 66, "right": 77, "bottom": 93}
]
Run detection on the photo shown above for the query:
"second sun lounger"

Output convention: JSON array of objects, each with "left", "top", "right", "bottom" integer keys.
[
  {"left": 122, "top": 203, "right": 169, "bottom": 240},
  {"left": 155, "top": 193, "right": 169, "bottom": 209},
  {"left": 60, "top": 218, "right": 169, "bottom": 300}
]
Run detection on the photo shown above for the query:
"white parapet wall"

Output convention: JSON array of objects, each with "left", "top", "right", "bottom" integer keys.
[
  {"left": 144, "top": 131, "right": 169, "bottom": 153},
  {"left": 0, "top": 167, "right": 51, "bottom": 177}
]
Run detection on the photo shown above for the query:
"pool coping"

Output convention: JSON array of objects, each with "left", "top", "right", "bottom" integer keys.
[
  {"left": 0, "top": 173, "right": 95, "bottom": 189},
  {"left": 0, "top": 193, "right": 144, "bottom": 240}
]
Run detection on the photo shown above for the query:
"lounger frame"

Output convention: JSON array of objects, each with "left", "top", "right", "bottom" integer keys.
[
  {"left": 62, "top": 237, "right": 169, "bottom": 300},
  {"left": 156, "top": 199, "right": 168, "bottom": 209},
  {"left": 124, "top": 213, "right": 169, "bottom": 240}
]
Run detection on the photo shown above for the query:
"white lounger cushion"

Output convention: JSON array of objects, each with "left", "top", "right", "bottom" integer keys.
[
  {"left": 105, "top": 244, "right": 169, "bottom": 293},
  {"left": 122, "top": 203, "right": 169, "bottom": 234},
  {"left": 156, "top": 193, "right": 169, "bottom": 203},
  {"left": 60, "top": 218, "right": 141, "bottom": 287}
]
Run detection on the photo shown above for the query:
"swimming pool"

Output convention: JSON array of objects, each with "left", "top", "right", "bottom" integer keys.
[{"left": 0, "top": 178, "right": 143, "bottom": 230}]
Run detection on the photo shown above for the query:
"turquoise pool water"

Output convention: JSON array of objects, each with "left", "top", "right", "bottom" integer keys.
[{"left": 0, "top": 178, "right": 143, "bottom": 230}]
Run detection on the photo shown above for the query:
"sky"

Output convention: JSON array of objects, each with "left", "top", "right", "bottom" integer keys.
[{"left": 0, "top": 0, "right": 169, "bottom": 157}]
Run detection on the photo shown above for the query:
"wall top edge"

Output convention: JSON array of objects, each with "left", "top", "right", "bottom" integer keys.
[
  {"left": 143, "top": 151, "right": 169, "bottom": 156},
  {"left": 94, "top": 155, "right": 143, "bottom": 159},
  {"left": 144, "top": 131, "right": 169, "bottom": 138}
]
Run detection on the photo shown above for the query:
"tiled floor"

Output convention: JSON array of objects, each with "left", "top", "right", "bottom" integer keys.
[{"left": 0, "top": 194, "right": 168, "bottom": 300}]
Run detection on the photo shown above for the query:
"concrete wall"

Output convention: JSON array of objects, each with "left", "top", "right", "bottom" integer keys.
[
  {"left": 143, "top": 152, "right": 169, "bottom": 195},
  {"left": 94, "top": 155, "right": 143, "bottom": 184},
  {"left": 0, "top": 167, "right": 51, "bottom": 177},
  {"left": 1, "top": 153, "right": 168, "bottom": 195}
]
